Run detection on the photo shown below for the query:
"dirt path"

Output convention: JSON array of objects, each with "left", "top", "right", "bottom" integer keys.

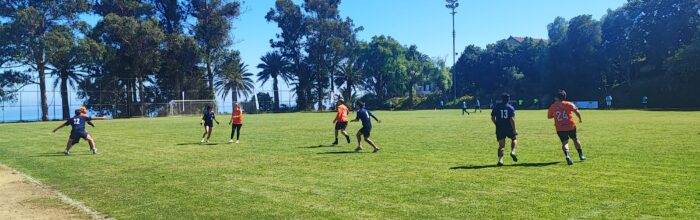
[{"left": 0, "top": 166, "right": 89, "bottom": 220}]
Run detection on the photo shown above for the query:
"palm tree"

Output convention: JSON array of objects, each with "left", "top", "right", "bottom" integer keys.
[
  {"left": 334, "top": 58, "right": 362, "bottom": 104},
  {"left": 45, "top": 27, "right": 85, "bottom": 119},
  {"left": 256, "top": 51, "right": 292, "bottom": 111},
  {"left": 215, "top": 51, "right": 255, "bottom": 105}
]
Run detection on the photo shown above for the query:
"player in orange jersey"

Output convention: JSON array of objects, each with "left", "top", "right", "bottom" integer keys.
[
  {"left": 228, "top": 103, "right": 243, "bottom": 144},
  {"left": 332, "top": 99, "right": 351, "bottom": 145},
  {"left": 547, "top": 90, "right": 586, "bottom": 165}
]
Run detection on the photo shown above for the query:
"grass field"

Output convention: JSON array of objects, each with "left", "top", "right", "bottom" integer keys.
[{"left": 0, "top": 110, "right": 699, "bottom": 219}]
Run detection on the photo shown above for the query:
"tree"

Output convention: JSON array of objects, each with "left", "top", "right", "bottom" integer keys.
[
  {"left": 256, "top": 51, "right": 292, "bottom": 111},
  {"left": 359, "top": 35, "right": 407, "bottom": 101},
  {"left": 266, "top": 0, "right": 309, "bottom": 110},
  {"left": 1, "top": 0, "right": 90, "bottom": 121},
  {"left": 190, "top": 0, "right": 241, "bottom": 97},
  {"left": 215, "top": 50, "right": 254, "bottom": 104},
  {"left": 334, "top": 41, "right": 365, "bottom": 104},
  {"left": 405, "top": 45, "right": 427, "bottom": 109},
  {"left": 91, "top": 13, "right": 164, "bottom": 116},
  {"left": 45, "top": 26, "right": 85, "bottom": 119}
]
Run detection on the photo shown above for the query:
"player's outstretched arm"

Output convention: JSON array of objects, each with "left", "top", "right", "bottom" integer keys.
[
  {"left": 369, "top": 112, "right": 380, "bottom": 123},
  {"left": 574, "top": 110, "right": 582, "bottom": 123},
  {"left": 52, "top": 124, "right": 66, "bottom": 133},
  {"left": 91, "top": 116, "right": 108, "bottom": 120},
  {"left": 214, "top": 117, "right": 220, "bottom": 124}
]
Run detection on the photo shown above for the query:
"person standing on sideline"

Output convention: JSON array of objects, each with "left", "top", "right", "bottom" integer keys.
[
  {"left": 491, "top": 93, "right": 518, "bottom": 166},
  {"left": 605, "top": 95, "right": 613, "bottom": 110},
  {"left": 461, "top": 101, "right": 470, "bottom": 115},
  {"left": 439, "top": 100, "right": 445, "bottom": 110},
  {"left": 548, "top": 90, "right": 586, "bottom": 165},
  {"left": 474, "top": 98, "right": 482, "bottom": 113},
  {"left": 229, "top": 103, "right": 243, "bottom": 144},
  {"left": 642, "top": 96, "right": 648, "bottom": 109},
  {"left": 332, "top": 99, "right": 351, "bottom": 145},
  {"left": 351, "top": 101, "right": 381, "bottom": 153}
]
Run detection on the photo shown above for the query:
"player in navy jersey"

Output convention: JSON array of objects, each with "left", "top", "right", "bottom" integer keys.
[
  {"left": 200, "top": 105, "right": 220, "bottom": 143},
  {"left": 350, "top": 101, "right": 381, "bottom": 153},
  {"left": 490, "top": 93, "right": 518, "bottom": 166},
  {"left": 52, "top": 109, "right": 107, "bottom": 155}
]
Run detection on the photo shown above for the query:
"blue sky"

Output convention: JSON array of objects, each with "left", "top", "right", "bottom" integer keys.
[{"left": 236, "top": 0, "right": 627, "bottom": 92}]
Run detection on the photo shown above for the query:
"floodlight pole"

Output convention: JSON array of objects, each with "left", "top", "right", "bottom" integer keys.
[{"left": 446, "top": 0, "right": 459, "bottom": 101}]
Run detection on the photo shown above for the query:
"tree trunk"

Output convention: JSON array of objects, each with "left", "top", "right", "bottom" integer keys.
[
  {"left": 139, "top": 76, "right": 146, "bottom": 117},
  {"left": 408, "top": 81, "right": 415, "bottom": 109},
  {"left": 38, "top": 57, "right": 49, "bottom": 121},
  {"left": 316, "top": 84, "right": 324, "bottom": 111},
  {"left": 232, "top": 87, "right": 238, "bottom": 104},
  {"left": 344, "top": 80, "right": 352, "bottom": 104},
  {"left": 60, "top": 71, "right": 69, "bottom": 120},
  {"left": 273, "top": 77, "right": 280, "bottom": 111},
  {"left": 206, "top": 49, "right": 214, "bottom": 98}
]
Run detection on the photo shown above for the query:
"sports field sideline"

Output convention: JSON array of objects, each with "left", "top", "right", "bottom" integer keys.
[{"left": 0, "top": 110, "right": 698, "bottom": 219}]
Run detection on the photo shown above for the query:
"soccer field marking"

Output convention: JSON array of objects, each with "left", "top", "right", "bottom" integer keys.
[{"left": 0, "top": 163, "right": 114, "bottom": 220}]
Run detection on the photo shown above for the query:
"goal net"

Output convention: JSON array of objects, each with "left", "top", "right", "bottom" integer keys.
[{"left": 168, "top": 100, "right": 217, "bottom": 117}]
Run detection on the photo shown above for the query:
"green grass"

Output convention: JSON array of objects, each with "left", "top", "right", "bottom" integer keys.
[{"left": 0, "top": 110, "right": 699, "bottom": 219}]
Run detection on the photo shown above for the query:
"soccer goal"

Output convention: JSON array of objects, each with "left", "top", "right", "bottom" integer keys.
[{"left": 168, "top": 100, "right": 217, "bottom": 117}]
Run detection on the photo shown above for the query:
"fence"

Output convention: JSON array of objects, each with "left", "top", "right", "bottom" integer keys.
[{"left": 0, "top": 82, "right": 302, "bottom": 122}]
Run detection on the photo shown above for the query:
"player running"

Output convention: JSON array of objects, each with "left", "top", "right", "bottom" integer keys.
[
  {"left": 332, "top": 99, "right": 351, "bottom": 145},
  {"left": 52, "top": 109, "right": 106, "bottom": 155},
  {"left": 547, "top": 90, "right": 586, "bottom": 165},
  {"left": 351, "top": 101, "right": 381, "bottom": 153},
  {"left": 461, "top": 101, "right": 470, "bottom": 115},
  {"left": 228, "top": 103, "right": 243, "bottom": 144},
  {"left": 201, "top": 105, "right": 220, "bottom": 144},
  {"left": 491, "top": 93, "right": 518, "bottom": 166}
]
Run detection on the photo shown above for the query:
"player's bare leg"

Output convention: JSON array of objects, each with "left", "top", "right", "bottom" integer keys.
[
  {"left": 364, "top": 137, "right": 380, "bottom": 153},
  {"left": 572, "top": 138, "right": 586, "bottom": 160},
  {"left": 510, "top": 139, "right": 518, "bottom": 162},
  {"left": 86, "top": 134, "right": 98, "bottom": 154},
  {"left": 64, "top": 139, "right": 74, "bottom": 155},
  {"left": 497, "top": 139, "right": 506, "bottom": 166},
  {"left": 341, "top": 129, "right": 350, "bottom": 143},
  {"left": 561, "top": 140, "right": 573, "bottom": 165},
  {"left": 333, "top": 129, "right": 339, "bottom": 145},
  {"left": 201, "top": 126, "right": 208, "bottom": 143},
  {"left": 354, "top": 132, "right": 363, "bottom": 152},
  {"left": 206, "top": 127, "right": 213, "bottom": 142}
]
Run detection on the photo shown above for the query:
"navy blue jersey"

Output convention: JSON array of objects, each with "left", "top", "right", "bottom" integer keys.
[
  {"left": 491, "top": 103, "right": 515, "bottom": 130},
  {"left": 202, "top": 111, "right": 215, "bottom": 124},
  {"left": 355, "top": 108, "right": 378, "bottom": 128},
  {"left": 64, "top": 115, "right": 92, "bottom": 133}
]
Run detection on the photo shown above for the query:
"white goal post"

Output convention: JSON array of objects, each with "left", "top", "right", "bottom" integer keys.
[{"left": 168, "top": 100, "right": 217, "bottom": 116}]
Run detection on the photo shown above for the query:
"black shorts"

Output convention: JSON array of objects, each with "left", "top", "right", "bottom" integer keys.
[
  {"left": 335, "top": 122, "right": 348, "bottom": 130},
  {"left": 70, "top": 130, "right": 89, "bottom": 143},
  {"left": 496, "top": 129, "right": 516, "bottom": 140},
  {"left": 204, "top": 122, "right": 214, "bottom": 127},
  {"left": 359, "top": 127, "right": 372, "bottom": 137},
  {"left": 557, "top": 129, "right": 578, "bottom": 142}
]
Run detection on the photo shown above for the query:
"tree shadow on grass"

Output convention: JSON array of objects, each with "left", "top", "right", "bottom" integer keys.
[
  {"left": 317, "top": 151, "right": 366, "bottom": 154},
  {"left": 450, "top": 162, "right": 560, "bottom": 170},
  {"left": 301, "top": 145, "right": 337, "bottom": 149},
  {"left": 30, "top": 152, "right": 92, "bottom": 157},
  {"left": 176, "top": 142, "right": 220, "bottom": 146}
]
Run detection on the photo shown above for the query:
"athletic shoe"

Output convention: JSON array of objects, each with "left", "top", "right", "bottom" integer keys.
[
  {"left": 332, "top": 140, "right": 338, "bottom": 145},
  {"left": 91, "top": 148, "right": 98, "bottom": 155},
  {"left": 579, "top": 155, "right": 587, "bottom": 161},
  {"left": 235, "top": 140, "right": 239, "bottom": 144},
  {"left": 345, "top": 136, "right": 351, "bottom": 144},
  {"left": 566, "top": 157, "right": 574, "bottom": 165},
  {"left": 229, "top": 139, "right": 234, "bottom": 144},
  {"left": 354, "top": 147, "right": 363, "bottom": 152},
  {"left": 63, "top": 150, "right": 69, "bottom": 156},
  {"left": 510, "top": 153, "right": 518, "bottom": 162},
  {"left": 200, "top": 139, "right": 205, "bottom": 144},
  {"left": 497, "top": 162, "right": 503, "bottom": 167},
  {"left": 372, "top": 148, "right": 381, "bottom": 153}
]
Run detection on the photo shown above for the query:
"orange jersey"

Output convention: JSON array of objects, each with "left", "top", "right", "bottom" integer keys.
[
  {"left": 336, "top": 104, "right": 349, "bottom": 122},
  {"left": 548, "top": 101, "right": 578, "bottom": 131},
  {"left": 231, "top": 107, "right": 243, "bottom": 124}
]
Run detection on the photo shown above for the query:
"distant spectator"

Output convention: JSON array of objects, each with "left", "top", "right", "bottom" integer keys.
[
  {"left": 605, "top": 95, "right": 613, "bottom": 110},
  {"left": 474, "top": 98, "right": 482, "bottom": 113},
  {"left": 642, "top": 96, "right": 648, "bottom": 109}
]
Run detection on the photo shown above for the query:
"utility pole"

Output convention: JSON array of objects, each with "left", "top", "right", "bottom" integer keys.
[{"left": 445, "top": 0, "right": 459, "bottom": 100}]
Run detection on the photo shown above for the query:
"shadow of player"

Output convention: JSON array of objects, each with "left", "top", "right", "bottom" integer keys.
[
  {"left": 449, "top": 162, "right": 560, "bottom": 170},
  {"left": 317, "top": 151, "right": 367, "bottom": 154},
  {"left": 300, "top": 144, "right": 337, "bottom": 149}
]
